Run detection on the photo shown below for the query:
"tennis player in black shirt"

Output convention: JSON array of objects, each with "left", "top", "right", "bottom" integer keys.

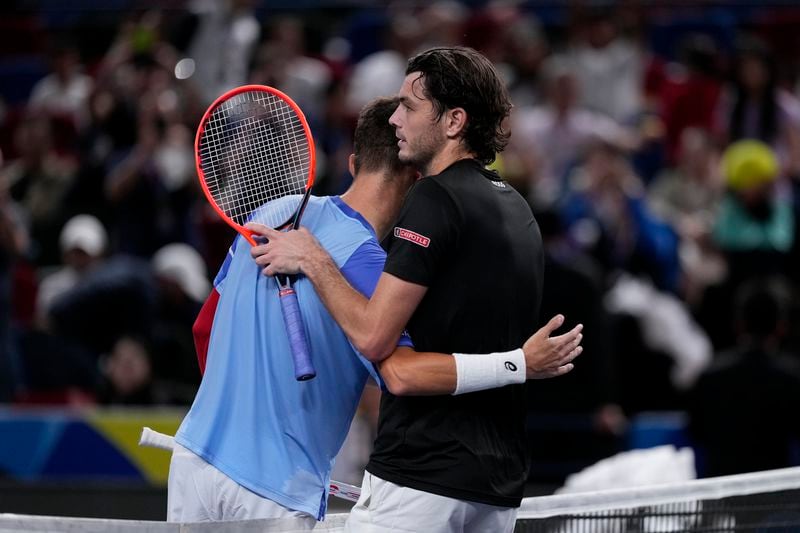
[{"left": 251, "top": 47, "right": 583, "bottom": 532}]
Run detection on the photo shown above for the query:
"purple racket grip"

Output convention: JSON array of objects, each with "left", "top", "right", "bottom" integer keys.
[{"left": 279, "top": 285, "right": 316, "bottom": 381}]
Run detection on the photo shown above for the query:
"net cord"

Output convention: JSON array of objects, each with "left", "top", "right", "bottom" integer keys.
[{"left": 517, "top": 465, "right": 800, "bottom": 519}]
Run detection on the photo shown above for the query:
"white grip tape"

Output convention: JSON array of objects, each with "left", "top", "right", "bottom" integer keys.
[{"left": 139, "top": 427, "right": 176, "bottom": 452}]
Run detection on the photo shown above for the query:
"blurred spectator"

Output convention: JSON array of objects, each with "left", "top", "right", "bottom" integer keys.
[
  {"left": 47, "top": 253, "right": 156, "bottom": 358},
  {"left": 508, "top": 58, "right": 639, "bottom": 208},
  {"left": 716, "top": 39, "right": 800, "bottom": 178},
  {"left": 648, "top": 128, "right": 726, "bottom": 304},
  {"left": 345, "top": 11, "right": 420, "bottom": 117},
  {"left": 0, "top": 151, "right": 30, "bottom": 401},
  {"left": 250, "top": 16, "right": 332, "bottom": 126},
  {"left": 36, "top": 214, "right": 108, "bottom": 326},
  {"left": 688, "top": 278, "right": 800, "bottom": 477},
  {"left": 502, "top": 14, "right": 549, "bottom": 108},
  {"left": 462, "top": 0, "right": 522, "bottom": 66},
  {"left": 713, "top": 139, "right": 794, "bottom": 282},
  {"left": 561, "top": 141, "right": 681, "bottom": 292},
  {"left": 418, "top": 1, "right": 469, "bottom": 50},
  {"left": 183, "top": 0, "right": 260, "bottom": 105},
  {"left": 525, "top": 209, "right": 625, "bottom": 485},
  {"left": 28, "top": 40, "right": 93, "bottom": 137},
  {"left": 605, "top": 274, "right": 713, "bottom": 403},
  {"left": 104, "top": 100, "right": 195, "bottom": 257},
  {"left": 564, "top": 8, "right": 644, "bottom": 123},
  {"left": 14, "top": 216, "right": 105, "bottom": 405},
  {"left": 98, "top": 335, "right": 194, "bottom": 405},
  {"left": 697, "top": 139, "right": 794, "bottom": 351},
  {"left": 150, "top": 243, "right": 210, "bottom": 386},
  {"left": 2, "top": 114, "right": 77, "bottom": 266},
  {"left": 657, "top": 34, "right": 723, "bottom": 165},
  {"left": 310, "top": 79, "right": 355, "bottom": 196}
]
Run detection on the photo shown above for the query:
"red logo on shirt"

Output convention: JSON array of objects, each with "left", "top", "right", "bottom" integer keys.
[{"left": 394, "top": 227, "right": 430, "bottom": 248}]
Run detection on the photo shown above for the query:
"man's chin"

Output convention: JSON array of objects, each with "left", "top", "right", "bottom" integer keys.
[{"left": 398, "top": 151, "right": 414, "bottom": 165}]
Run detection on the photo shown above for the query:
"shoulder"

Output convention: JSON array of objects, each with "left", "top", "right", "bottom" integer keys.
[
  {"left": 407, "top": 175, "right": 457, "bottom": 203},
  {"left": 308, "top": 196, "right": 378, "bottom": 266},
  {"left": 425, "top": 160, "right": 489, "bottom": 194},
  {"left": 401, "top": 177, "right": 461, "bottom": 224}
]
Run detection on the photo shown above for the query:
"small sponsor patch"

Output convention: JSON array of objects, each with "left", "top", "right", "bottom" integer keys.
[{"left": 394, "top": 227, "right": 431, "bottom": 248}]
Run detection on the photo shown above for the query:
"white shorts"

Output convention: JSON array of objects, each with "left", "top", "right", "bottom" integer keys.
[
  {"left": 344, "top": 471, "right": 518, "bottom": 533},
  {"left": 167, "top": 441, "right": 316, "bottom": 528}
]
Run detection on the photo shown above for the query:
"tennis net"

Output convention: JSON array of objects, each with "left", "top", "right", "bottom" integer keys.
[
  {"left": 2, "top": 466, "right": 799, "bottom": 532},
  {"left": 515, "top": 465, "right": 800, "bottom": 532}
]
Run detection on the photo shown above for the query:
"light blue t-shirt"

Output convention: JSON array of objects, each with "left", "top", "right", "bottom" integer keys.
[{"left": 175, "top": 196, "right": 411, "bottom": 519}]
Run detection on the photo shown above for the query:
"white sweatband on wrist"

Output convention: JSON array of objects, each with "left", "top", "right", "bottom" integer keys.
[{"left": 452, "top": 348, "right": 526, "bottom": 395}]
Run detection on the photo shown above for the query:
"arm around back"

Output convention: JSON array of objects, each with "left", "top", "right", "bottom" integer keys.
[{"left": 248, "top": 223, "right": 427, "bottom": 362}]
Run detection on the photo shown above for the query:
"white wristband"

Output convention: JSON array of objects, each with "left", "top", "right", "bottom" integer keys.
[{"left": 452, "top": 348, "right": 526, "bottom": 395}]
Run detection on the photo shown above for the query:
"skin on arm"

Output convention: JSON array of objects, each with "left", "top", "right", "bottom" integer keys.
[
  {"left": 246, "top": 224, "right": 584, "bottom": 395},
  {"left": 378, "top": 314, "right": 583, "bottom": 396},
  {"left": 247, "top": 222, "right": 425, "bottom": 362}
]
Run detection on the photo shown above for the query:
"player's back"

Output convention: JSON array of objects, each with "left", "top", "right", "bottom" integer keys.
[{"left": 176, "top": 195, "right": 384, "bottom": 519}]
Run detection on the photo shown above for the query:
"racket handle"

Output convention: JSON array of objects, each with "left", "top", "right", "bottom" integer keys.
[{"left": 279, "top": 284, "right": 316, "bottom": 381}]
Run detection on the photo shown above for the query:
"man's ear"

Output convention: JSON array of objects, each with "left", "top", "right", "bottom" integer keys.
[
  {"left": 348, "top": 153, "right": 356, "bottom": 177},
  {"left": 445, "top": 107, "right": 468, "bottom": 139}
]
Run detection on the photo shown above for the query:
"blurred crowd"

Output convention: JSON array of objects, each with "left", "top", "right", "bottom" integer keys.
[{"left": 3, "top": 0, "right": 800, "bottom": 482}]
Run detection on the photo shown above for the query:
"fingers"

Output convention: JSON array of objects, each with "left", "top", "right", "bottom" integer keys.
[
  {"left": 251, "top": 241, "right": 270, "bottom": 265},
  {"left": 554, "top": 363, "right": 574, "bottom": 376},
  {"left": 527, "top": 323, "right": 583, "bottom": 379},
  {"left": 551, "top": 323, "right": 583, "bottom": 344},
  {"left": 532, "top": 363, "right": 574, "bottom": 380},
  {"left": 540, "top": 314, "right": 565, "bottom": 336},
  {"left": 542, "top": 344, "right": 582, "bottom": 375},
  {"left": 557, "top": 332, "right": 583, "bottom": 357},
  {"left": 559, "top": 345, "right": 582, "bottom": 365},
  {"left": 244, "top": 222, "right": 279, "bottom": 238}
]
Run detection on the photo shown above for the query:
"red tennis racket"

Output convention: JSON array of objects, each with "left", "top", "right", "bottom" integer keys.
[{"left": 195, "top": 85, "right": 316, "bottom": 381}]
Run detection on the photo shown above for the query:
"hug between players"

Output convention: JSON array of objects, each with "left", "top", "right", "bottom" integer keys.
[{"left": 4, "top": 3, "right": 800, "bottom": 531}]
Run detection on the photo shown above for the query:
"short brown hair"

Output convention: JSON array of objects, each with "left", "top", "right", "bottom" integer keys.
[{"left": 353, "top": 97, "right": 406, "bottom": 177}]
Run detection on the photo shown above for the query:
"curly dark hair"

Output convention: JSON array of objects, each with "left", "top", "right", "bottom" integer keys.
[{"left": 406, "top": 46, "right": 512, "bottom": 166}]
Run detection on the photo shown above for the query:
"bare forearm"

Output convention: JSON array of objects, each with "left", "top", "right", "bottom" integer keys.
[
  {"left": 378, "top": 348, "right": 456, "bottom": 396},
  {"left": 248, "top": 223, "right": 426, "bottom": 361},
  {"left": 302, "top": 252, "right": 395, "bottom": 360},
  {"left": 382, "top": 315, "right": 585, "bottom": 397}
]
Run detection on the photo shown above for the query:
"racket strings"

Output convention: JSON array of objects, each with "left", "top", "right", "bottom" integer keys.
[{"left": 199, "top": 90, "right": 311, "bottom": 228}]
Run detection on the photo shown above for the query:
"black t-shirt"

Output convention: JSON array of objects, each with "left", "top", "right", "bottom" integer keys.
[{"left": 367, "top": 159, "right": 544, "bottom": 507}]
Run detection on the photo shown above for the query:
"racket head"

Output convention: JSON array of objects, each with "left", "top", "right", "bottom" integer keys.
[{"left": 195, "top": 85, "right": 316, "bottom": 245}]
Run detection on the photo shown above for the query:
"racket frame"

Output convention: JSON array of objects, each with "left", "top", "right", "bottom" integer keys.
[
  {"left": 194, "top": 84, "right": 316, "bottom": 246},
  {"left": 194, "top": 84, "right": 317, "bottom": 381}
]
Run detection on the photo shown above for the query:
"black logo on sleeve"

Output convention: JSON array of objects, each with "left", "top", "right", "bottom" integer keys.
[{"left": 504, "top": 361, "right": 518, "bottom": 372}]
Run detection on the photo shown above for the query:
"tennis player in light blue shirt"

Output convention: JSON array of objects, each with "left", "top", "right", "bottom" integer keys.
[
  {"left": 168, "top": 98, "right": 418, "bottom": 524},
  {"left": 175, "top": 194, "right": 406, "bottom": 520}
]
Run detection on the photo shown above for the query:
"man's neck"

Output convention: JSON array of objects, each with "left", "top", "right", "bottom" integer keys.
[
  {"left": 340, "top": 172, "right": 411, "bottom": 240},
  {"left": 423, "top": 143, "right": 475, "bottom": 177}
]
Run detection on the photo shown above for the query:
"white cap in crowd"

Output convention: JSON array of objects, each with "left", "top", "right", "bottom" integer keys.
[
  {"left": 151, "top": 243, "right": 211, "bottom": 303},
  {"left": 59, "top": 214, "right": 108, "bottom": 257}
]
